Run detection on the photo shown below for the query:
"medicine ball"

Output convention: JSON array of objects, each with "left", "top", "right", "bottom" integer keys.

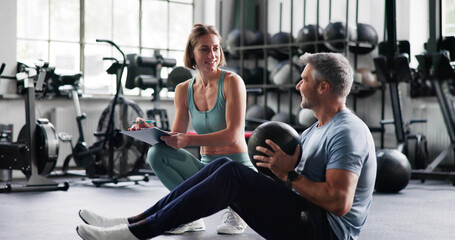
[
  {"left": 248, "top": 67, "right": 269, "bottom": 85},
  {"left": 269, "top": 60, "right": 301, "bottom": 86},
  {"left": 251, "top": 30, "right": 271, "bottom": 57},
  {"left": 225, "top": 28, "right": 256, "bottom": 58},
  {"left": 246, "top": 105, "right": 275, "bottom": 120},
  {"left": 248, "top": 121, "right": 301, "bottom": 181},
  {"left": 375, "top": 149, "right": 412, "bottom": 193},
  {"left": 296, "top": 24, "right": 328, "bottom": 54},
  {"left": 349, "top": 23, "right": 378, "bottom": 54},
  {"left": 323, "top": 22, "right": 354, "bottom": 52},
  {"left": 246, "top": 105, "right": 275, "bottom": 130},
  {"left": 167, "top": 66, "right": 194, "bottom": 91},
  {"left": 269, "top": 32, "right": 295, "bottom": 60},
  {"left": 253, "top": 30, "right": 271, "bottom": 45},
  {"left": 271, "top": 112, "right": 295, "bottom": 124},
  {"left": 298, "top": 108, "right": 318, "bottom": 129},
  {"left": 351, "top": 68, "right": 378, "bottom": 98}
]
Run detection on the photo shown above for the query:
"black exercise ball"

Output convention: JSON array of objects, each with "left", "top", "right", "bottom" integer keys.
[
  {"left": 296, "top": 24, "right": 329, "bottom": 54},
  {"left": 248, "top": 121, "right": 301, "bottom": 181},
  {"left": 225, "top": 28, "right": 256, "bottom": 59},
  {"left": 253, "top": 30, "right": 271, "bottom": 46},
  {"left": 271, "top": 112, "right": 295, "bottom": 124},
  {"left": 375, "top": 149, "right": 412, "bottom": 193},
  {"left": 248, "top": 67, "right": 269, "bottom": 85},
  {"left": 323, "top": 22, "right": 354, "bottom": 52},
  {"left": 349, "top": 23, "right": 378, "bottom": 54},
  {"left": 250, "top": 30, "right": 271, "bottom": 57},
  {"left": 269, "top": 32, "right": 295, "bottom": 61},
  {"left": 167, "top": 66, "right": 194, "bottom": 91},
  {"left": 246, "top": 105, "right": 275, "bottom": 130}
]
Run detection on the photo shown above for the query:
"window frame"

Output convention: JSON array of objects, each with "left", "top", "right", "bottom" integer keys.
[{"left": 16, "top": 0, "right": 194, "bottom": 97}]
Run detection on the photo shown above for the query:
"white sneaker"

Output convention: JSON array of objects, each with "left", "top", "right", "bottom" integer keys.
[
  {"left": 165, "top": 219, "right": 206, "bottom": 235},
  {"left": 79, "top": 209, "right": 128, "bottom": 228},
  {"left": 216, "top": 209, "right": 247, "bottom": 234},
  {"left": 76, "top": 224, "right": 139, "bottom": 240}
]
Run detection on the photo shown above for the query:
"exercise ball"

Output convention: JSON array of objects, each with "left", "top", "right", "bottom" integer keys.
[
  {"left": 251, "top": 30, "right": 271, "bottom": 57},
  {"left": 269, "top": 32, "right": 295, "bottom": 60},
  {"left": 356, "top": 68, "right": 378, "bottom": 88},
  {"left": 246, "top": 105, "right": 275, "bottom": 120},
  {"left": 375, "top": 149, "right": 412, "bottom": 193},
  {"left": 167, "top": 66, "right": 194, "bottom": 91},
  {"left": 349, "top": 23, "right": 378, "bottom": 54},
  {"left": 225, "top": 28, "right": 256, "bottom": 58},
  {"left": 253, "top": 30, "right": 270, "bottom": 45},
  {"left": 298, "top": 108, "right": 318, "bottom": 129},
  {"left": 296, "top": 24, "right": 328, "bottom": 53},
  {"left": 271, "top": 112, "right": 294, "bottom": 124},
  {"left": 246, "top": 105, "right": 275, "bottom": 130},
  {"left": 323, "top": 22, "right": 354, "bottom": 52},
  {"left": 248, "top": 67, "right": 269, "bottom": 85},
  {"left": 248, "top": 121, "right": 301, "bottom": 181},
  {"left": 269, "top": 60, "right": 301, "bottom": 86},
  {"left": 351, "top": 68, "right": 378, "bottom": 98}
]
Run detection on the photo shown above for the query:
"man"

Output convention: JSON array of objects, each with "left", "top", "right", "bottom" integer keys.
[{"left": 76, "top": 52, "right": 377, "bottom": 240}]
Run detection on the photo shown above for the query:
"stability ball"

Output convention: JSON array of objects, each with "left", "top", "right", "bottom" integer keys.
[
  {"left": 271, "top": 112, "right": 295, "bottom": 124},
  {"left": 269, "top": 32, "right": 295, "bottom": 60},
  {"left": 296, "top": 24, "right": 328, "bottom": 54},
  {"left": 323, "top": 22, "right": 354, "bottom": 52},
  {"left": 251, "top": 30, "right": 271, "bottom": 57},
  {"left": 269, "top": 60, "right": 301, "bottom": 86},
  {"left": 298, "top": 108, "right": 318, "bottom": 129},
  {"left": 248, "top": 67, "right": 269, "bottom": 85},
  {"left": 246, "top": 105, "right": 275, "bottom": 130},
  {"left": 375, "top": 149, "right": 412, "bottom": 193},
  {"left": 351, "top": 68, "right": 378, "bottom": 98},
  {"left": 167, "top": 66, "right": 194, "bottom": 91},
  {"left": 225, "top": 28, "right": 256, "bottom": 58},
  {"left": 349, "top": 23, "right": 378, "bottom": 54},
  {"left": 248, "top": 121, "right": 301, "bottom": 181}
]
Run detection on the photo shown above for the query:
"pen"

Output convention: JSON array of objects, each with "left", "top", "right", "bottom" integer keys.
[{"left": 131, "top": 120, "right": 156, "bottom": 124}]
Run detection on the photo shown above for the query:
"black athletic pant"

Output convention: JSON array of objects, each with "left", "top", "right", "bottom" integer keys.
[{"left": 128, "top": 157, "right": 335, "bottom": 240}]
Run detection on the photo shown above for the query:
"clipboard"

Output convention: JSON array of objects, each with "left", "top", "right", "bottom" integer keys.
[{"left": 120, "top": 127, "right": 170, "bottom": 145}]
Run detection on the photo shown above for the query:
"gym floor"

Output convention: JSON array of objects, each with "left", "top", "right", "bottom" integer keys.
[{"left": 0, "top": 174, "right": 454, "bottom": 240}]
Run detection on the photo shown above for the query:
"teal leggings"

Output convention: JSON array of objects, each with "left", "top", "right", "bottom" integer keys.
[{"left": 147, "top": 142, "right": 256, "bottom": 190}]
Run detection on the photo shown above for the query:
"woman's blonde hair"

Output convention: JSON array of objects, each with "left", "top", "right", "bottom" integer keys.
[{"left": 183, "top": 23, "right": 226, "bottom": 70}]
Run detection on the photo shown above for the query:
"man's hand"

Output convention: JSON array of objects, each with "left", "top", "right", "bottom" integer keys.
[
  {"left": 160, "top": 132, "right": 189, "bottom": 149},
  {"left": 254, "top": 139, "right": 300, "bottom": 181}
]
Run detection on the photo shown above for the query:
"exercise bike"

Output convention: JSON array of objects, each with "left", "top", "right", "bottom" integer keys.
[
  {"left": 59, "top": 40, "right": 150, "bottom": 186},
  {"left": 0, "top": 62, "right": 69, "bottom": 192}
]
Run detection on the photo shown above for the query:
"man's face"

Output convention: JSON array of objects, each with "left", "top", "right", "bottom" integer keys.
[{"left": 296, "top": 64, "right": 318, "bottom": 109}]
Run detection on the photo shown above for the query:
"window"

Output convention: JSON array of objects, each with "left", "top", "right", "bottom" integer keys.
[
  {"left": 17, "top": 0, "right": 194, "bottom": 96},
  {"left": 443, "top": 0, "right": 455, "bottom": 36}
]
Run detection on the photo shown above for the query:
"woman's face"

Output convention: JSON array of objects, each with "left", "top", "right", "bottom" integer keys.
[{"left": 192, "top": 33, "right": 221, "bottom": 73}]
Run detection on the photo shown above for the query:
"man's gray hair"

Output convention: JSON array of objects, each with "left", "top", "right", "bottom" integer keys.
[{"left": 299, "top": 52, "right": 353, "bottom": 97}]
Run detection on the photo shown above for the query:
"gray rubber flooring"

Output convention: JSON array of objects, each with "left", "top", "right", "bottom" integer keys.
[{"left": 0, "top": 174, "right": 454, "bottom": 240}]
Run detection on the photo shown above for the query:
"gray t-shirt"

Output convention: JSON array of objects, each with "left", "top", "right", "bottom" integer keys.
[{"left": 295, "top": 108, "right": 377, "bottom": 240}]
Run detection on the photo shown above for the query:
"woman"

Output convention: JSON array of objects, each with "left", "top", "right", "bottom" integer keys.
[{"left": 80, "top": 23, "right": 254, "bottom": 235}]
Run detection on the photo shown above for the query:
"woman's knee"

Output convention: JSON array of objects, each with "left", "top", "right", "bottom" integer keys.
[{"left": 147, "top": 143, "right": 172, "bottom": 169}]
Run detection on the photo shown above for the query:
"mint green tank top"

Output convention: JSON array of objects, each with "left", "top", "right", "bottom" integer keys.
[{"left": 187, "top": 70, "right": 227, "bottom": 134}]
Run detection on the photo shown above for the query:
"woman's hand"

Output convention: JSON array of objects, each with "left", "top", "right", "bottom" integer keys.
[
  {"left": 160, "top": 132, "right": 190, "bottom": 149},
  {"left": 128, "top": 117, "right": 154, "bottom": 131}
]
